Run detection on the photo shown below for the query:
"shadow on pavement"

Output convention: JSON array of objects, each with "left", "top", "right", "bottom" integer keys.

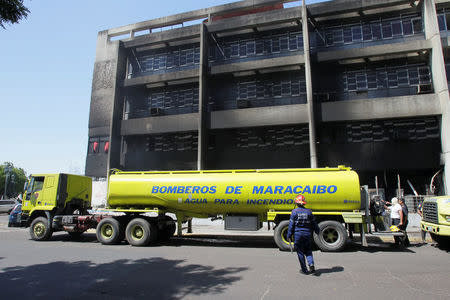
[
  {"left": 48, "top": 233, "right": 421, "bottom": 252},
  {"left": 164, "top": 235, "right": 276, "bottom": 249},
  {"left": 312, "top": 266, "right": 344, "bottom": 276},
  {"left": 343, "top": 241, "right": 416, "bottom": 253},
  {"left": 0, "top": 257, "right": 248, "bottom": 299}
]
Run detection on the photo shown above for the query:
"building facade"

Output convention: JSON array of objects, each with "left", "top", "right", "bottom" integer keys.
[{"left": 86, "top": 0, "right": 450, "bottom": 197}]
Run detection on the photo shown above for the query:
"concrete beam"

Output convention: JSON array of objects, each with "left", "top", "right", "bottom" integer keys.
[
  {"left": 321, "top": 94, "right": 441, "bottom": 122},
  {"left": 317, "top": 38, "right": 432, "bottom": 62},
  {"left": 107, "top": 0, "right": 297, "bottom": 37},
  {"left": 89, "top": 126, "right": 110, "bottom": 137},
  {"left": 120, "top": 113, "right": 199, "bottom": 135},
  {"left": 423, "top": 0, "right": 450, "bottom": 194},
  {"left": 123, "top": 25, "right": 200, "bottom": 49},
  {"left": 207, "top": 6, "right": 301, "bottom": 33},
  {"left": 210, "top": 54, "right": 304, "bottom": 75},
  {"left": 308, "top": 0, "right": 411, "bottom": 18},
  {"left": 211, "top": 104, "right": 309, "bottom": 129},
  {"left": 123, "top": 69, "right": 199, "bottom": 87}
]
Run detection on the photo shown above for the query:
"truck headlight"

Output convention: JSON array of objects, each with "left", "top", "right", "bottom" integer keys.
[{"left": 446, "top": 215, "right": 450, "bottom": 222}]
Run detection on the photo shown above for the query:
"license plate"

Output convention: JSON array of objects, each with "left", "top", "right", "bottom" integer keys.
[{"left": 426, "top": 226, "right": 433, "bottom": 232}]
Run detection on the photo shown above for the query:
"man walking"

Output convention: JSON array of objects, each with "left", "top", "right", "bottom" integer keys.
[{"left": 287, "top": 194, "right": 320, "bottom": 274}]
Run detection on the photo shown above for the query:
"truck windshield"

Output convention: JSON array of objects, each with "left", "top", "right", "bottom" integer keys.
[{"left": 25, "top": 177, "right": 45, "bottom": 200}]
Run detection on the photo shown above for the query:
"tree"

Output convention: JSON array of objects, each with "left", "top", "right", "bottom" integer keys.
[
  {"left": 0, "top": 0, "right": 30, "bottom": 29},
  {"left": 0, "top": 162, "right": 28, "bottom": 198}
]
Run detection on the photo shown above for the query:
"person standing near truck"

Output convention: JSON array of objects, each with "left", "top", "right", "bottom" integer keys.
[
  {"left": 398, "top": 198, "right": 410, "bottom": 246},
  {"left": 287, "top": 194, "right": 320, "bottom": 275}
]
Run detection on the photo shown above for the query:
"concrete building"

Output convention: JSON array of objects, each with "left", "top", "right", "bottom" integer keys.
[{"left": 86, "top": 0, "right": 450, "bottom": 198}]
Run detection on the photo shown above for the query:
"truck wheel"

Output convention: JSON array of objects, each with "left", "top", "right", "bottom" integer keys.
[
  {"left": 274, "top": 220, "right": 292, "bottom": 251},
  {"left": 159, "top": 217, "right": 176, "bottom": 241},
  {"left": 313, "top": 220, "right": 347, "bottom": 252},
  {"left": 96, "top": 218, "right": 122, "bottom": 245},
  {"left": 430, "top": 233, "right": 450, "bottom": 247},
  {"left": 125, "top": 218, "right": 157, "bottom": 246},
  {"left": 30, "top": 217, "right": 53, "bottom": 241}
]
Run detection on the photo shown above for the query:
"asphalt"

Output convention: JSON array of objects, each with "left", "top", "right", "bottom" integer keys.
[{"left": 1, "top": 214, "right": 449, "bottom": 299}]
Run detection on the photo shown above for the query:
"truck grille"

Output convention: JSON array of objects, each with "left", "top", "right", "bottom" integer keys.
[{"left": 422, "top": 202, "right": 438, "bottom": 224}]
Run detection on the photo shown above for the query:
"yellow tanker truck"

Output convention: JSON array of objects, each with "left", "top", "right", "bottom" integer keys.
[{"left": 19, "top": 166, "right": 389, "bottom": 252}]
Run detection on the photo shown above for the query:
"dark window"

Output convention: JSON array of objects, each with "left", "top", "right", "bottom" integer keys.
[
  {"left": 280, "top": 35, "right": 289, "bottom": 51},
  {"left": 326, "top": 31, "right": 333, "bottom": 46},
  {"left": 281, "top": 81, "right": 291, "bottom": 95},
  {"left": 362, "top": 24, "right": 372, "bottom": 41},
  {"left": 247, "top": 41, "right": 256, "bottom": 55},
  {"left": 356, "top": 73, "right": 367, "bottom": 90},
  {"left": 239, "top": 43, "right": 247, "bottom": 57},
  {"left": 402, "top": 19, "right": 413, "bottom": 35},
  {"left": 272, "top": 37, "right": 280, "bottom": 52},
  {"left": 412, "top": 18, "right": 422, "bottom": 34},
  {"left": 256, "top": 40, "right": 264, "bottom": 54},
  {"left": 446, "top": 13, "right": 450, "bottom": 30},
  {"left": 231, "top": 44, "right": 239, "bottom": 57},
  {"left": 291, "top": 80, "right": 300, "bottom": 95},
  {"left": 343, "top": 27, "right": 352, "bottom": 43},
  {"left": 289, "top": 34, "right": 298, "bottom": 50},
  {"left": 392, "top": 21, "right": 402, "bottom": 36},
  {"left": 382, "top": 22, "right": 393, "bottom": 38},
  {"left": 387, "top": 70, "right": 398, "bottom": 87},
  {"left": 438, "top": 14, "right": 446, "bottom": 31},
  {"left": 377, "top": 70, "right": 387, "bottom": 88},
  {"left": 352, "top": 26, "right": 362, "bottom": 41},
  {"left": 409, "top": 68, "right": 419, "bottom": 85},
  {"left": 397, "top": 69, "right": 408, "bottom": 86},
  {"left": 371, "top": 23, "right": 382, "bottom": 40},
  {"left": 367, "top": 72, "right": 377, "bottom": 89}
]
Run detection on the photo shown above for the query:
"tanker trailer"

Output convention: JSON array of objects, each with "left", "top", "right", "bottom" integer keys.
[{"left": 98, "top": 166, "right": 363, "bottom": 251}]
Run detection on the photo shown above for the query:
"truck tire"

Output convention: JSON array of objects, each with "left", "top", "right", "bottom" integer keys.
[
  {"left": 313, "top": 220, "right": 347, "bottom": 252},
  {"left": 96, "top": 218, "right": 122, "bottom": 245},
  {"left": 30, "top": 217, "right": 53, "bottom": 241},
  {"left": 430, "top": 233, "right": 450, "bottom": 247},
  {"left": 274, "top": 220, "right": 292, "bottom": 251},
  {"left": 159, "top": 217, "right": 176, "bottom": 241},
  {"left": 125, "top": 218, "right": 157, "bottom": 246}
]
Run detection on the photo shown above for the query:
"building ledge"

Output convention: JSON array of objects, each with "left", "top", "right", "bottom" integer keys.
[
  {"left": 210, "top": 54, "right": 304, "bottom": 75},
  {"left": 121, "top": 113, "right": 198, "bottom": 135},
  {"left": 321, "top": 93, "right": 441, "bottom": 122},
  {"left": 123, "top": 68, "right": 199, "bottom": 87},
  {"left": 317, "top": 38, "right": 431, "bottom": 62},
  {"left": 211, "top": 104, "right": 308, "bottom": 129}
]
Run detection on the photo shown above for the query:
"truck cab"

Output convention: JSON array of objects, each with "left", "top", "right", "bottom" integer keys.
[
  {"left": 420, "top": 196, "right": 450, "bottom": 247},
  {"left": 21, "top": 174, "right": 92, "bottom": 240}
]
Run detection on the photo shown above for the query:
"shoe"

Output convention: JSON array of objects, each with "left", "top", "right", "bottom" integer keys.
[
  {"left": 309, "top": 265, "right": 315, "bottom": 273},
  {"left": 300, "top": 269, "right": 309, "bottom": 275}
]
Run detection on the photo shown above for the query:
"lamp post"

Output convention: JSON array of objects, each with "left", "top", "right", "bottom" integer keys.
[{"left": 3, "top": 166, "right": 12, "bottom": 199}]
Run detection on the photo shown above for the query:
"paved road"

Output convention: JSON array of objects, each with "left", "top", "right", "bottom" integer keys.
[{"left": 0, "top": 214, "right": 449, "bottom": 300}]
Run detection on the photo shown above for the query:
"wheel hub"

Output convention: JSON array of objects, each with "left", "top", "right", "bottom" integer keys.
[
  {"left": 34, "top": 223, "right": 45, "bottom": 237},
  {"left": 101, "top": 224, "right": 113, "bottom": 238}
]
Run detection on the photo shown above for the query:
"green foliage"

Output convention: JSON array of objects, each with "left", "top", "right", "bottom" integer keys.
[
  {"left": 0, "top": 162, "right": 27, "bottom": 198},
  {"left": 0, "top": 0, "right": 30, "bottom": 29}
]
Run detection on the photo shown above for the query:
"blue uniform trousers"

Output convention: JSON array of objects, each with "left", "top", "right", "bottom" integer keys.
[{"left": 294, "top": 232, "right": 314, "bottom": 273}]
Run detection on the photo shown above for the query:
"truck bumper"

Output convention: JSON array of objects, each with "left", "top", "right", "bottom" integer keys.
[{"left": 421, "top": 221, "right": 450, "bottom": 236}]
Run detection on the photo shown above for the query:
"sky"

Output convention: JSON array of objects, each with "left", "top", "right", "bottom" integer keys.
[{"left": 0, "top": 0, "right": 324, "bottom": 176}]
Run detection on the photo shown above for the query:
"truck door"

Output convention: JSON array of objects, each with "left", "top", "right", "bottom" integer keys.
[{"left": 26, "top": 176, "right": 45, "bottom": 207}]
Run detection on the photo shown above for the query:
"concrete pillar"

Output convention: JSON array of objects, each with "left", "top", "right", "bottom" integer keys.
[
  {"left": 197, "top": 24, "right": 209, "bottom": 170},
  {"left": 87, "top": 31, "right": 126, "bottom": 177},
  {"left": 423, "top": 0, "right": 450, "bottom": 194},
  {"left": 302, "top": 0, "right": 318, "bottom": 168}
]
